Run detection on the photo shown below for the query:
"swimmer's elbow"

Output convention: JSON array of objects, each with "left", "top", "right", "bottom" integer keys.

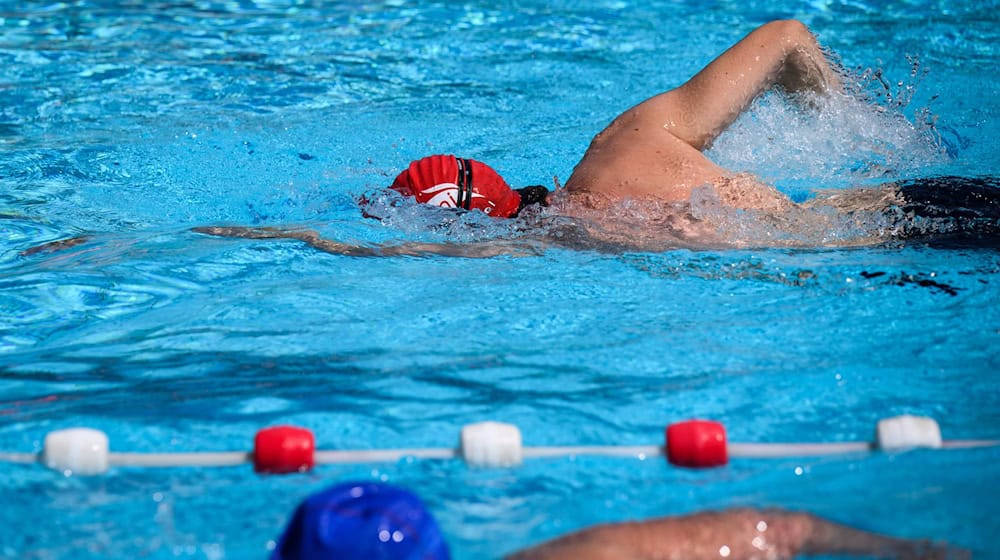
[
  {"left": 765, "top": 19, "right": 811, "bottom": 39},
  {"left": 752, "top": 20, "right": 817, "bottom": 55}
]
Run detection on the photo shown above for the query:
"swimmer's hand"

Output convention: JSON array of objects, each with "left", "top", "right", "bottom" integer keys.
[
  {"left": 20, "top": 235, "right": 91, "bottom": 257},
  {"left": 192, "top": 226, "right": 544, "bottom": 258}
]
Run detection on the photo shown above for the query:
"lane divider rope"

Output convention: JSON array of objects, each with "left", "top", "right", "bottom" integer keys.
[{"left": 1, "top": 415, "right": 996, "bottom": 476}]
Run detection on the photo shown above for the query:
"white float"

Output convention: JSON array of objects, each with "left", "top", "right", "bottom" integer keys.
[
  {"left": 42, "top": 427, "right": 110, "bottom": 475},
  {"left": 460, "top": 421, "right": 523, "bottom": 468},
  {"left": 876, "top": 415, "right": 943, "bottom": 450}
]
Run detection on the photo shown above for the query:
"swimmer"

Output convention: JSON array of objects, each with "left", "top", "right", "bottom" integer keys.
[
  {"left": 271, "top": 481, "right": 964, "bottom": 560},
  {"left": 187, "top": 20, "right": 998, "bottom": 254},
  {"left": 21, "top": 20, "right": 1000, "bottom": 257}
]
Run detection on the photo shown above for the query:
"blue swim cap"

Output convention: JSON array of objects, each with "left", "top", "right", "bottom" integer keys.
[{"left": 272, "top": 481, "right": 451, "bottom": 560}]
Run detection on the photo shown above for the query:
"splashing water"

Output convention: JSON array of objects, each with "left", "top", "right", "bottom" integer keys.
[
  {"left": 547, "top": 60, "right": 965, "bottom": 251},
  {"left": 356, "top": 190, "right": 526, "bottom": 244},
  {"left": 708, "top": 60, "right": 947, "bottom": 193}
]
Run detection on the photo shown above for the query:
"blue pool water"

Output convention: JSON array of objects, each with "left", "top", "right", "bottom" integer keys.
[{"left": 1, "top": 1, "right": 999, "bottom": 558}]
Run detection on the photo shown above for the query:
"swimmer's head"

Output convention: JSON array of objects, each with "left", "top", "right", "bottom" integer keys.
[
  {"left": 272, "top": 481, "right": 450, "bottom": 560},
  {"left": 390, "top": 155, "right": 548, "bottom": 218}
]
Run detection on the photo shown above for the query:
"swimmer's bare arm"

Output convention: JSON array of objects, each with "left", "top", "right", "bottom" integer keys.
[
  {"left": 191, "top": 226, "right": 544, "bottom": 258},
  {"left": 642, "top": 19, "right": 843, "bottom": 150},
  {"left": 19, "top": 235, "right": 91, "bottom": 256},
  {"left": 506, "top": 509, "right": 963, "bottom": 560}
]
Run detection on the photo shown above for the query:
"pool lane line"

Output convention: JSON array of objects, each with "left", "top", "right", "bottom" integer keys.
[{"left": 6, "top": 416, "right": 998, "bottom": 475}]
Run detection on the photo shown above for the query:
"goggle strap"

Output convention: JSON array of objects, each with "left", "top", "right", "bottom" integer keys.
[{"left": 456, "top": 158, "right": 474, "bottom": 210}]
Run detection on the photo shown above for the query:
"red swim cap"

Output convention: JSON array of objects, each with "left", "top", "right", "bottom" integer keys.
[{"left": 390, "top": 155, "right": 522, "bottom": 218}]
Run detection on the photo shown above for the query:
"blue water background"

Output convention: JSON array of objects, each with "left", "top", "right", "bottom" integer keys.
[{"left": 1, "top": 1, "right": 999, "bottom": 558}]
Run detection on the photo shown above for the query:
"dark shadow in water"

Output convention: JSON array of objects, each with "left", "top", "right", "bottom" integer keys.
[{"left": 894, "top": 176, "right": 1000, "bottom": 249}]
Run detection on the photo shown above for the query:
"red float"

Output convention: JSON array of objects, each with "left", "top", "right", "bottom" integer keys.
[
  {"left": 254, "top": 426, "right": 316, "bottom": 474},
  {"left": 666, "top": 420, "right": 728, "bottom": 468}
]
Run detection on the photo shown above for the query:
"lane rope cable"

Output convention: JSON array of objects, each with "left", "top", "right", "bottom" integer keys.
[{"left": 1, "top": 415, "right": 996, "bottom": 476}]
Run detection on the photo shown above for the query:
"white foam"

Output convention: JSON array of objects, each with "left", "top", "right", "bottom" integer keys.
[{"left": 708, "top": 71, "right": 946, "bottom": 191}]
